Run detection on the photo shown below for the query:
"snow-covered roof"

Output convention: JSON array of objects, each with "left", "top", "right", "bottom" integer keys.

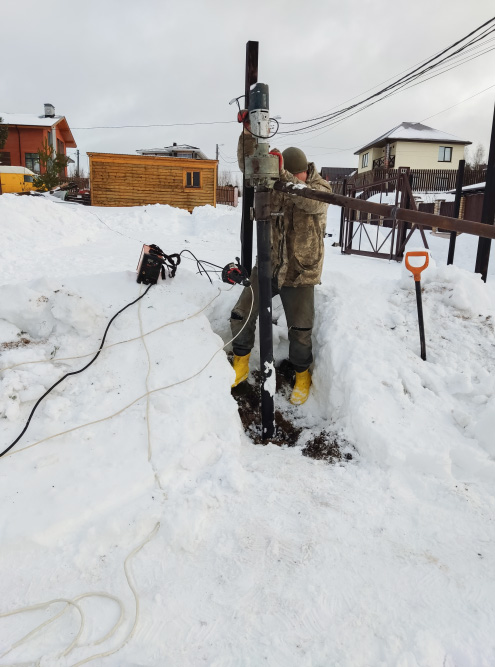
[
  {"left": 0, "top": 165, "right": 36, "bottom": 175},
  {"left": 355, "top": 122, "right": 471, "bottom": 154},
  {"left": 0, "top": 112, "right": 63, "bottom": 128},
  {"left": 447, "top": 181, "right": 486, "bottom": 193},
  {"left": 137, "top": 144, "right": 208, "bottom": 159},
  {"left": 321, "top": 166, "right": 356, "bottom": 180},
  {"left": 0, "top": 111, "right": 77, "bottom": 147}
]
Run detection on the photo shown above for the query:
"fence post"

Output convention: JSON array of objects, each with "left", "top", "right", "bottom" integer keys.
[
  {"left": 474, "top": 103, "right": 495, "bottom": 282},
  {"left": 338, "top": 178, "right": 347, "bottom": 248},
  {"left": 447, "top": 159, "right": 465, "bottom": 265},
  {"left": 395, "top": 169, "right": 411, "bottom": 259}
]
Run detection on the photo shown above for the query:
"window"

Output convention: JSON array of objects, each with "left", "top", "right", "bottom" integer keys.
[
  {"left": 177, "top": 152, "right": 192, "bottom": 158},
  {"left": 361, "top": 152, "right": 369, "bottom": 168},
  {"left": 25, "top": 153, "right": 40, "bottom": 173},
  {"left": 57, "top": 138, "right": 64, "bottom": 155},
  {"left": 438, "top": 146, "right": 452, "bottom": 162},
  {"left": 185, "top": 171, "right": 201, "bottom": 188},
  {"left": 24, "top": 175, "right": 34, "bottom": 183},
  {"left": 0, "top": 151, "right": 11, "bottom": 166}
]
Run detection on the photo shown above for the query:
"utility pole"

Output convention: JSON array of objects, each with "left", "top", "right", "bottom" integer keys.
[
  {"left": 240, "top": 41, "right": 259, "bottom": 276},
  {"left": 475, "top": 103, "right": 495, "bottom": 282},
  {"left": 76, "top": 149, "right": 80, "bottom": 178}
]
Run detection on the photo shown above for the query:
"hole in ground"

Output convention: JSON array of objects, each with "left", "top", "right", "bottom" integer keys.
[{"left": 231, "top": 358, "right": 352, "bottom": 463}]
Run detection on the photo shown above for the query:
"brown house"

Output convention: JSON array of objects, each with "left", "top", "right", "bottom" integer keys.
[
  {"left": 88, "top": 152, "right": 218, "bottom": 211},
  {"left": 0, "top": 104, "right": 76, "bottom": 177}
]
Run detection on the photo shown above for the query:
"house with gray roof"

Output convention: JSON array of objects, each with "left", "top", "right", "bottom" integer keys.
[{"left": 354, "top": 122, "right": 471, "bottom": 174}]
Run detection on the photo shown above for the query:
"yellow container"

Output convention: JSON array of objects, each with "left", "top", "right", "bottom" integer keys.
[{"left": 0, "top": 166, "right": 36, "bottom": 194}]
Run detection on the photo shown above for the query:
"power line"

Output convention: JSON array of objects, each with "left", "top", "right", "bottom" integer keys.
[
  {"left": 276, "top": 44, "right": 495, "bottom": 141},
  {"left": 69, "top": 18, "right": 495, "bottom": 143},
  {"left": 286, "top": 23, "right": 495, "bottom": 124},
  {"left": 280, "top": 18, "right": 495, "bottom": 127},
  {"left": 72, "top": 120, "right": 236, "bottom": 130},
  {"left": 278, "top": 17, "right": 495, "bottom": 136},
  {"left": 279, "top": 42, "right": 495, "bottom": 138},
  {"left": 419, "top": 83, "right": 495, "bottom": 122}
]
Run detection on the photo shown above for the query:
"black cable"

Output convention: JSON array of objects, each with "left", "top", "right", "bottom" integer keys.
[
  {"left": 72, "top": 120, "right": 236, "bottom": 130},
  {"left": 0, "top": 284, "right": 154, "bottom": 458},
  {"left": 281, "top": 18, "right": 495, "bottom": 127},
  {"left": 245, "top": 118, "right": 280, "bottom": 140},
  {"left": 282, "top": 44, "right": 495, "bottom": 140},
  {"left": 179, "top": 249, "right": 224, "bottom": 283},
  {"left": 277, "top": 44, "right": 495, "bottom": 141},
  {"left": 283, "top": 29, "right": 495, "bottom": 127}
]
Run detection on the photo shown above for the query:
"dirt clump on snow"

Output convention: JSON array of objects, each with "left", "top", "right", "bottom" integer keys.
[
  {"left": 231, "top": 358, "right": 351, "bottom": 463},
  {"left": 1, "top": 336, "right": 32, "bottom": 350}
]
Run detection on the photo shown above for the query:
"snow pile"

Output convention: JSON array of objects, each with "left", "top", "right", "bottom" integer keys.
[{"left": 1, "top": 194, "right": 495, "bottom": 665}]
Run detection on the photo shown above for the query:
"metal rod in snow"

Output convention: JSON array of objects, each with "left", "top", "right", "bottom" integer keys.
[
  {"left": 255, "top": 188, "right": 275, "bottom": 440},
  {"left": 415, "top": 281, "right": 427, "bottom": 361},
  {"left": 240, "top": 40, "right": 258, "bottom": 277}
]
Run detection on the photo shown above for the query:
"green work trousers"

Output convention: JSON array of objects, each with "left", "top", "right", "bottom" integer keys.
[{"left": 230, "top": 266, "right": 315, "bottom": 372}]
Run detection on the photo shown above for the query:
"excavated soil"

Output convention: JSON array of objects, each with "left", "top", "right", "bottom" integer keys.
[{"left": 231, "top": 358, "right": 352, "bottom": 463}]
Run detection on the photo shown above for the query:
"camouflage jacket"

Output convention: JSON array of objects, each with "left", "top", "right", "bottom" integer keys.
[{"left": 237, "top": 131, "right": 332, "bottom": 287}]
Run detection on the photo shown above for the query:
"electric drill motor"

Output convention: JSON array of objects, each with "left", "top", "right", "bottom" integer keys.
[{"left": 244, "top": 83, "right": 280, "bottom": 189}]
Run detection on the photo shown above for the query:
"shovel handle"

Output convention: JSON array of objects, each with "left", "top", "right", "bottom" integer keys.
[{"left": 405, "top": 251, "right": 429, "bottom": 282}]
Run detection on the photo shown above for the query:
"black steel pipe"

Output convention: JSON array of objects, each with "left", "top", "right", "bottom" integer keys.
[
  {"left": 240, "top": 40, "right": 259, "bottom": 276},
  {"left": 255, "top": 188, "right": 275, "bottom": 440},
  {"left": 273, "top": 181, "right": 495, "bottom": 241},
  {"left": 338, "top": 178, "right": 347, "bottom": 249}
]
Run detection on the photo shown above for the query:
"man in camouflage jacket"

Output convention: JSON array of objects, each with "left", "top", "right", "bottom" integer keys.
[{"left": 230, "top": 126, "right": 332, "bottom": 405}]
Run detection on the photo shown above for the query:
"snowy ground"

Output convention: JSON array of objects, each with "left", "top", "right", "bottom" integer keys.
[{"left": 0, "top": 193, "right": 495, "bottom": 666}]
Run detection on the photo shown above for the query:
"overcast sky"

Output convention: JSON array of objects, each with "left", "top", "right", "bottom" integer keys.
[{"left": 2, "top": 0, "right": 494, "bottom": 177}]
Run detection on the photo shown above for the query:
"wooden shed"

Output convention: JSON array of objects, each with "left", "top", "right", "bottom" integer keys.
[{"left": 88, "top": 152, "right": 217, "bottom": 211}]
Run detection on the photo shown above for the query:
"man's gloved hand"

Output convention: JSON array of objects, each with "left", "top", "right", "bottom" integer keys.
[
  {"left": 269, "top": 149, "right": 283, "bottom": 175},
  {"left": 237, "top": 109, "right": 249, "bottom": 124}
]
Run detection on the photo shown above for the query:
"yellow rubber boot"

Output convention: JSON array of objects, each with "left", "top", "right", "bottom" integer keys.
[
  {"left": 290, "top": 369, "right": 311, "bottom": 405},
  {"left": 232, "top": 353, "right": 250, "bottom": 388}
]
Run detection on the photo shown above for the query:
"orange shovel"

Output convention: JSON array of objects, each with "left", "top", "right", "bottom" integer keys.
[{"left": 405, "top": 251, "right": 429, "bottom": 361}]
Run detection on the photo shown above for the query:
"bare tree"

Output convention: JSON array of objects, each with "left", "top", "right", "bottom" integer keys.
[
  {"left": 218, "top": 170, "right": 242, "bottom": 189},
  {"left": 0, "top": 118, "right": 8, "bottom": 150},
  {"left": 68, "top": 164, "right": 88, "bottom": 179},
  {"left": 465, "top": 142, "right": 487, "bottom": 169}
]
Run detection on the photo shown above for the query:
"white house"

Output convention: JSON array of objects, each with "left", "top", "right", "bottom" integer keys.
[{"left": 355, "top": 122, "right": 471, "bottom": 174}]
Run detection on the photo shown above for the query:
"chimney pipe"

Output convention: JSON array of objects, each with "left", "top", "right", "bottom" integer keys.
[{"left": 44, "top": 103, "right": 55, "bottom": 118}]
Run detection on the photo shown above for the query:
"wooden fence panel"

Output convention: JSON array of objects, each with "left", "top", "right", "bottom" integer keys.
[
  {"left": 217, "top": 185, "right": 238, "bottom": 207},
  {"left": 440, "top": 201, "right": 455, "bottom": 218},
  {"left": 464, "top": 193, "right": 484, "bottom": 222}
]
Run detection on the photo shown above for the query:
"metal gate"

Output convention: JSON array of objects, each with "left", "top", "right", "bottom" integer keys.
[{"left": 342, "top": 167, "right": 428, "bottom": 261}]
